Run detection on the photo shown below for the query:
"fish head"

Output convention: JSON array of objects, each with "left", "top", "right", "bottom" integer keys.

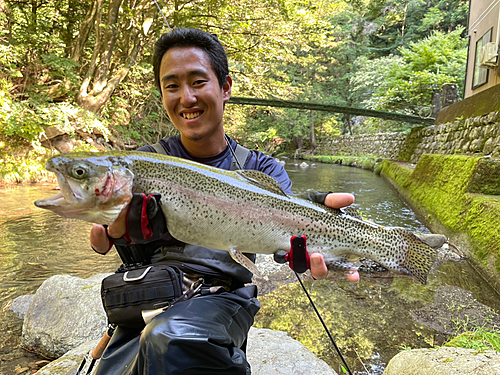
[{"left": 34, "top": 153, "right": 134, "bottom": 225}]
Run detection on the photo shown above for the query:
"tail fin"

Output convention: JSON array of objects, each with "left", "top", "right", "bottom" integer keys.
[{"left": 396, "top": 228, "right": 439, "bottom": 284}]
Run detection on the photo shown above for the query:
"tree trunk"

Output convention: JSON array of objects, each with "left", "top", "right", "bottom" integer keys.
[
  {"left": 76, "top": 0, "right": 152, "bottom": 113},
  {"left": 343, "top": 113, "right": 353, "bottom": 135},
  {"left": 79, "top": 32, "right": 143, "bottom": 113},
  {"left": 72, "top": 0, "right": 101, "bottom": 62},
  {"left": 90, "top": 0, "right": 123, "bottom": 94},
  {"left": 77, "top": 28, "right": 143, "bottom": 113},
  {"left": 309, "top": 110, "right": 316, "bottom": 153}
]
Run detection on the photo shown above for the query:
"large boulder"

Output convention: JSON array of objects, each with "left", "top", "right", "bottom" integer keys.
[
  {"left": 22, "top": 274, "right": 111, "bottom": 358},
  {"left": 247, "top": 327, "right": 337, "bottom": 374},
  {"left": 383, "top": 347, "right": 500, "bottom": 375}
]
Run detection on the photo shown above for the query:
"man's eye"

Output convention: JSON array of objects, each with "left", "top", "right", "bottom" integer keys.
[
  {"left": 165, "top": 84, "right": 178, "bottom": 89},
  {"left": 193, "top": 80, "right": 206, "bottom": 86}
]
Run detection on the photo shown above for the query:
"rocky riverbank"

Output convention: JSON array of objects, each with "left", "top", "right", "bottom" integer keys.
[
  {"left": 9, "top": 252, "right": 500, "bottom": 374},
  {"left": 9, "top": 259, "right": 339, "bottom": 375}
]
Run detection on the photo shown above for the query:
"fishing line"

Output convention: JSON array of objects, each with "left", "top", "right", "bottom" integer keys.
[
  {"left": 224, "top": 134, "right": 244, "bottom": 169},
  {"left": 153, "top": 0, "right": 172, "bottom": 31},
  {"left": 294, "top": 272, "right": 354, "bottom": 375}
]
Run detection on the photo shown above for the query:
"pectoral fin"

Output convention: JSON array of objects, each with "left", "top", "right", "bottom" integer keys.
[{"left": 229, "top": 248, "right": 262, "bottom": 277}]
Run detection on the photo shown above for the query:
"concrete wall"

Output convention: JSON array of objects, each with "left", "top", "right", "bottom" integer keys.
[
  {"left": 315, "top": 111, "right": 500, "bottom": 164},
  {"left": 465, "top": 0, "right": 500, "bottom": 99}
]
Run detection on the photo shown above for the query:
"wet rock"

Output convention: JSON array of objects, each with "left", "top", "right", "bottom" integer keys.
[
  {"left": 253, "top": 254, "right": 296, "bottom": 295},
  {"left": 10, "top": 295, "right": 34, "bottom": 318},
  {"left": 411, "top": 286, "right": 500, "bottom": 335},
  {"left": 33, "top": 339, "right": 99, "bottom": 375},
  {"left": 383, "top": 347, "right": 500, "bottom": 375},
  {"left": 22, "top": 274, "right": 111, "bottom": 358}
]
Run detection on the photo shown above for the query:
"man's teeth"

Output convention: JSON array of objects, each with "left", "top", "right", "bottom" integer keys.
[{"left": 183, "top": 112, "right": 201, "bottom": 119}]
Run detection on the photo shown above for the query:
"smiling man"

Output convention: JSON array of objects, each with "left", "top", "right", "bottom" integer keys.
[{"left": 90, "top": 28, "right": 357, "bottom": 375}]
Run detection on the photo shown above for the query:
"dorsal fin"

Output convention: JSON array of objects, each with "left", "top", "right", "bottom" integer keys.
[{"left": 235, "top": 170, "right": 288, "bottom": 197}]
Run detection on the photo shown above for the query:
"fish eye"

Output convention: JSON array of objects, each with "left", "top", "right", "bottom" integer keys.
[{"left": 71, "top": 165, "right": 88, "bottom": 179}]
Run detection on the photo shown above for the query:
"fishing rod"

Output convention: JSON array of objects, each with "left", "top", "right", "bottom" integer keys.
[
  {"left": 153, "top": 0, "right": 171, "bottom": 31},
  {"left": 276, "top": 235, "right": 354, "bottom": 375},
  {"left": 295, "top": 273, "right": 353, "bottom": 375}
]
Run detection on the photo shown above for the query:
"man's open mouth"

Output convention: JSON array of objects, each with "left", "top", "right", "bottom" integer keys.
[{"left": 181, "top": 111, "right": 203, "bottom": 119}]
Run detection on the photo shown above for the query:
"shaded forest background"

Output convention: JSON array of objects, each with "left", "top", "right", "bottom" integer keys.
[{"left": 0, "top": 0, "right": 468, "bottom": 182}]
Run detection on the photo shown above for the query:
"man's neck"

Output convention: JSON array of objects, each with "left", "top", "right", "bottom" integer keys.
[{"left": 179, "top": 132, "right": 227, "bottom": 158}]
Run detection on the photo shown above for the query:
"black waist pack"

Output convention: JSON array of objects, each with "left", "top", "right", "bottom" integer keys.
[{"left": 101, "top": 265, "right": 183, "bottom": 329}]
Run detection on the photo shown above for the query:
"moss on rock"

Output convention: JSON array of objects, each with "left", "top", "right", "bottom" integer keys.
[
  {"left": 379, "top": 160, "right": 413, "bottom": 187},
  {"left": 397, "top": 126, "right": 426, "bottom": 163},
  {"left": 466, "top": 158, "right": 500, "bottom": 195},
  {"left": 380, "top": 155, "right": 500, "bottom": 290}
]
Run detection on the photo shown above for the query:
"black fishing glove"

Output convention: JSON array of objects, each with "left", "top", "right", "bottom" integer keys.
[
  {"left": 298, "top": 189, "right": 331, "bottom": 204},
  {"left": 113, "top": 193, "right": 168, "bottom": 245}
]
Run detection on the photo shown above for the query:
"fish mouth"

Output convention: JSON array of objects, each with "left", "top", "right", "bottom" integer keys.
[{"left": 34, "top": 172, "right": 90, "bottom": 210}]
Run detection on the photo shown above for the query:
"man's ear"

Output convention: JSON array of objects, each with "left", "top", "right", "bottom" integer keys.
[{"left": 222, "top": 76, "right": 232, "bottom": 103}]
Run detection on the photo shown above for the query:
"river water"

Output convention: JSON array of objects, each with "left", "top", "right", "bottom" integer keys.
[{"left": 0, "top": 162, "right": 498, "bottom": 374}]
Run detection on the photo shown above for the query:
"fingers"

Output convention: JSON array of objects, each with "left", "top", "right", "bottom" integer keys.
[
  {"left": 310, "top": 253, "right": 328, "bottom": 280},
  {"left": 89, "top": 207, "right": 129, "bottom": 254},
  {"left": 310, "top": 253, "right": 360, "bottom": 283},
  {"left": 106, "top": 207, "right": 129, "bottom": 238},
  {"left": 324, "top": 193, "right": 355, "bottom": 209},
  {"left": 345, "top": 269, "right": 360, "bottom": 283},
  {"left": 90, "top": 225, "right": 111, "bottom": 254}
]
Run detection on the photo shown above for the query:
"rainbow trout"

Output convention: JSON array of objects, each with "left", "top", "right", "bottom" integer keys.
[{"left": 34, "top": 151, "right": 438, "bottom": 284}]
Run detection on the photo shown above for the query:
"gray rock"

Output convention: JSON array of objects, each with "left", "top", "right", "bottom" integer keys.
[
  {"left": 10, "top": 294, "right": 34, "bottom": 318},
  {"left": 411, "top": 286, "right": 500, "bottom": 335},
  {"left": 247, "top": 327, "right": 338, "bottom": 374},
  {"left": 35, "top": 339, "right": 100, "bottom": 375},
  {"left": 22, "top": 274, "right": 111, "bottom": 358},
  {"left": 383, "top": 347, "right": 500, "bottom": 375}
]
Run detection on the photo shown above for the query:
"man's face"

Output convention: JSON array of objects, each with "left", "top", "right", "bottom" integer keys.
[{"left": 159, "top": 46, "right": 231, "bottom": 143}]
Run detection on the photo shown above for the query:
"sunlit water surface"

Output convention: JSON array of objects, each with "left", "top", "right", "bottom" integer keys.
[{"left": 0, "top": 163, "right": 498, "bottom": 374}]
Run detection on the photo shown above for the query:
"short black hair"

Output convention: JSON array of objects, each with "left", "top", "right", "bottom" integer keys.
[{"left": 153, "top": 28, "right": 229, "bottom": 95}]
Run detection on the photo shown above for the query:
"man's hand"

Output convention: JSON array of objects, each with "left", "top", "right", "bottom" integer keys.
[
  {"left": 90, "top": 206, "right": 129, "bottom": 254},
  {"left": 309, "top": 193, "right": 359, "bottom": 282}
]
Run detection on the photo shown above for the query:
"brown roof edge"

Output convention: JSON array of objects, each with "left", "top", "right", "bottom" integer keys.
[{"left": 435, "top": 84, "right": 500, "bottom": 124}]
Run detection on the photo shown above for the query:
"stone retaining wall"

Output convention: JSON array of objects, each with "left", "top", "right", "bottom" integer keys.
[
  {"left": 315, "top": 132, "right": 408, "bottom": 159},
  {"left": 315, "top": 111, "right": 500, "bottom": 163}
]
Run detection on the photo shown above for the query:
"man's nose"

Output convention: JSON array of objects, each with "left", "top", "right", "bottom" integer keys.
[{"left": 180, "top": 86, "right": 196, "bottom": 106}]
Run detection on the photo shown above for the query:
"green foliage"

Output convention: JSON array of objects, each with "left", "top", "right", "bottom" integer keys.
[
  {"left": 0, "top": 152, "right": 52, "bottom": 183},
  {"left": 444, "top": 329, "right": 500, "bottom": 352},
  {"left": 0, "top": 0, "right": 471, "bottom": 183},
  {"left": 443, "top": 313, "right": 500, "bottom": 352},
  {"left": 352, "top": 28, "right": 467, "bottom": 132}
]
